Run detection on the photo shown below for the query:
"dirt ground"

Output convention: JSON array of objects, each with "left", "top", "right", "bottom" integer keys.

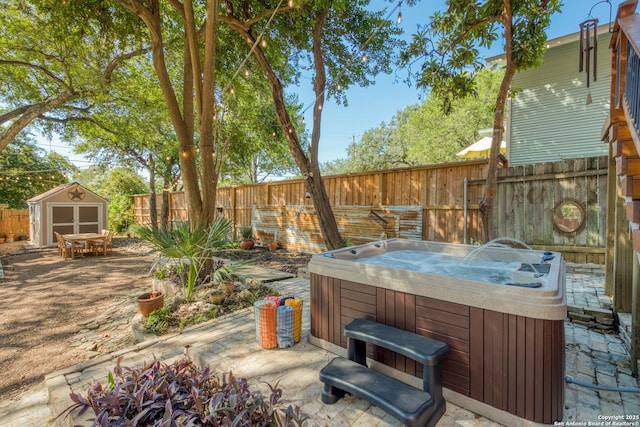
[{"left": 0, "top": 239, "right": 311, "bottom": 400}]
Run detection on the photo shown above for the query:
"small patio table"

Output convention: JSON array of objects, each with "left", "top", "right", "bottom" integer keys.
[{"left": 61, "top": 233, "right": 104, "bottom": 259}]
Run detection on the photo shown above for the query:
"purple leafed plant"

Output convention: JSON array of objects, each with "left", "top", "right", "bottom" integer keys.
[{"left": 59, "top": 355, "right": 308, "bottom": 427}]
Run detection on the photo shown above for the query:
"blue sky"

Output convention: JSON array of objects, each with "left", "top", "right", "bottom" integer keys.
[
  {"left": 305, "top": 0, "right": 624, "bottom": 163},
  {"left": 51, "top": 0, "right": 624, "bottom": 170}
]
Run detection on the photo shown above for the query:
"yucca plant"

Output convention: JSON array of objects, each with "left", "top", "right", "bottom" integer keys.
[{"left": 132, "top": 217, "right": 233, "bottom": 301}]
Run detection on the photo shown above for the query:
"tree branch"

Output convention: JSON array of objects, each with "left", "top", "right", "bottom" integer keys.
[
  {"left": 104, "top": 45, "right": 153, "bottom": 83},
  {"left": 0, "top": 59, "right": 70, "bottom": 90},
  {"left": 0, "top": 105, "right": 32, "bottom": 125},
  {"left": 0, "top": 90, "right": 77, "bottom": 152},
  {"left": 38, "top": 114, "right": 119, "bottom": 135}
]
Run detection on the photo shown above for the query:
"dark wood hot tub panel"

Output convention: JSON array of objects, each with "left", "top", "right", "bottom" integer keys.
[{"left": 310, "top": 273, "right": 564, "bottom": 424}]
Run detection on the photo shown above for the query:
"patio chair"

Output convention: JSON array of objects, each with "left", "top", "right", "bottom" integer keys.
[
  {"left": 89, "top": 230, "right": 114, "bottom": 255},
  {"left": 55, "top": 232, "right": 85, "bottom": 259}
]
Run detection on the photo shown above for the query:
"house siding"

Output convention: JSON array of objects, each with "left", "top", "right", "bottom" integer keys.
[{"left": 509, "top": 31, "right": 610, "bottom": 166}]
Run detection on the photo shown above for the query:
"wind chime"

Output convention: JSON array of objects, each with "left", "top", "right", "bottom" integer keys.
[{"left": 579, "top": 18, "right": 598, "bottom": 105}]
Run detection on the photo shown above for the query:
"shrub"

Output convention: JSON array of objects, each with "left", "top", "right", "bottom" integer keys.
[
  {"left": 240, "top": 226, "right": 253, "bottom": 239},
  {"left": 60, "top": 356, "right": 308, "bottom": 426},
  {"left": 143, "top": 306, "right": 172, "bottom": 335},
  {"left": 132, "top": 218, "right": 234, "bottom": 301}
]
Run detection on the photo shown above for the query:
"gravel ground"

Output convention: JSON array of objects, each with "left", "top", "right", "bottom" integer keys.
[{"left": 0, "top": 237, "right": 311, "bottom": 400}]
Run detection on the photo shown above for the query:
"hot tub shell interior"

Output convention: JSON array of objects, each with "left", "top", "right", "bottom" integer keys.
[{"left": 309, "top": 239, "right": 566, "bottom": 425}]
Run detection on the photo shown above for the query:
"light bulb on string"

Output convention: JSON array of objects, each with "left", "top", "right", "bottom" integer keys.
[
  {"left": 272, "top": 131, "right": 276, "bottom": 137},
  {"left": 261, "top": 38, "right": 267, "bottom": 48},
  {"left": 288, "top": 0, "right": 294, "bottom": 7},
  {"left": 244, "top": 69, "right": 250, "bottom": 77},
  {"left": 361, "top": 53, "right": 367, "bottom": 62},
  {"left": 397, "top": 8, "right": 402, "bottom": 24},
  {"left": 229, "top": 87, "right": 235, "bottom": 95},
  {"left": 336, "top": 83, "right": 342, "bottom": 91}
]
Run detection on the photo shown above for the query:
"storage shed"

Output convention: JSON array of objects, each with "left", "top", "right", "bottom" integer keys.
[{"left": 27, "top": 182, "right": 109, "bottom": 247}]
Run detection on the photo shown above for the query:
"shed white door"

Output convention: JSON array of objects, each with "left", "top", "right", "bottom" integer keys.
[{"left": 49, "top": 203, "right": 101, "bottom": 244}]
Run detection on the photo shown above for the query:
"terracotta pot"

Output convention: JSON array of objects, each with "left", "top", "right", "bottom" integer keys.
[
  {"left": 240, "top": 239, "right": 255, "bottom": 250},
  {"left": 268, "top": 242, "right": 278, "bottom": 251},
  {"left": 209, "top": 291, "right": 225, "bottom": 304},
  {"left": 0, "top": 238, "right": 5, "bottom": 244},
  {"left": 5, "top": 233, "right": 14, "bottom": 243},
  {"left": 137, "top": 292, "right": 164, "bottom": 316},
  {"left": 223, "top": 281, "right": 235, "bottom": 293}
]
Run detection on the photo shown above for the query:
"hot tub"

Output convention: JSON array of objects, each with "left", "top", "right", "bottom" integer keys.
[{"left": 309, "top": 238, "right": 565, "bottom": 425}]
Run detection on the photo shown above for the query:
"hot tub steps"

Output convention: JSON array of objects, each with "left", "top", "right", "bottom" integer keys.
[
  {"left": 319, "top": 318, "right": 449, "bottom": 427},
  {"left": 320, "top": 357, "right": 443, "bottom": 427}
]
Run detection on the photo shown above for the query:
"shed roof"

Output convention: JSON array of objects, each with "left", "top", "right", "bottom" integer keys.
[{"left": 27, "top": 182, "right": 108, "bottom": 203}]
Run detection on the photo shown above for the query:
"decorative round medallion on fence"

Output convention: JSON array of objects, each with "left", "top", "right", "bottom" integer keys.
[
  {"left": 253, "top": 300, "right": 275, "bottom": 343},
  {"left": 276, "top": 305, "right": 294, "bottom": 348},
  {"left": 259, "top": 303, "right": 278, "bottom": 349},
  {"left": 285, "top": 298, "right": 303, "bottom": 343}
]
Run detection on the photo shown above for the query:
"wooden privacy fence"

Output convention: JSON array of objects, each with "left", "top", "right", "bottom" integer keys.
[
  {"left": 133, "top": 156, "right": 608, "bottom": 263},
  {"left": 0, "top": 207, "right": 30, "bottom": 238}
]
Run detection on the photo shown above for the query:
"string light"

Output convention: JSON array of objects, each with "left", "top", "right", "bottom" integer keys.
[
  {"left": 288, "top": 0, "right": 294, "bottom": 7},
  {"left": 221, "top": 0, "right": 284, "bottom": 95},
  {"left": 397, "top": 10, "right": 402, "bottom": 24},
  {"left": 261, "top": 38, "right": 267, "bottom": 48}
]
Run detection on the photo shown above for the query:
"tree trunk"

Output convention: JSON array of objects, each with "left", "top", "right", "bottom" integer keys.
[
  {"left": 309, "top": 8, "right": 343, "bottom": 249},
  {"left": 148, "top": 159, "right": 158, "bottom": 229},
  {"left": 479, "top": 3, "right": 516, "bottom": 243},
  {"left": 119, "top": 0, "right": 206, "bottom": 225},
  {"left": 161, "top": 163, "right": 172, "bottom": 230},
  {"left": 226, "top": 12, "right": 344, "bottom": 250}
]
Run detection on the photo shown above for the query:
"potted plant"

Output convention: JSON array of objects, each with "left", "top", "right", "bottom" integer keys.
[
  {"left": 239, "top": 226, "right": 255, "bottom": 250},
  {"left": 5, "top": 230, "right": 14, "bottom": 243},
  {"left": 0, "top": 234, "right": 5, "bottom": 244},
  {"left": 268, "top": 241, "right": 278, "bottom": 251},
  {"left": 137, "top": 290, "right": 165, "bottom": 316}
]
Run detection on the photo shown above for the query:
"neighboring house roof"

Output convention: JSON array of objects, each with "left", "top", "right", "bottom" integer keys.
[{"left": 27, "top": 182, "right": 108, "bottom": 203}]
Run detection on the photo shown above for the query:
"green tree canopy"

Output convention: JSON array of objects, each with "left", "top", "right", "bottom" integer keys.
[
  {"left": 400, "top": 0, "right": 561, "bottom": 240},
  {"left": 0, "top": 0, "right": 147, "bottom": 152},
  {"left": 0, "top": 134, "right": 75, "bottom": 208},
  {"left": 75, "top": 165, "right": 147, "bottom": 231},
  {"left": 324, "top": 68, "right": 503, "bottom": 174}
]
